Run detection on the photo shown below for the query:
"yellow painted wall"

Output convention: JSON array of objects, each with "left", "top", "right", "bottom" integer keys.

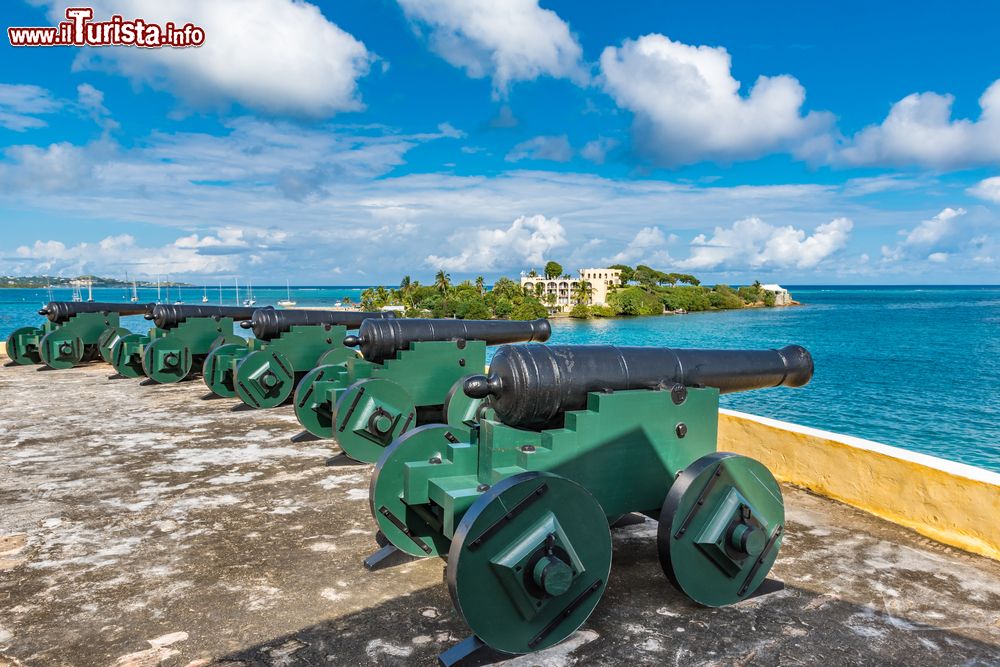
[{"left": 719, "top": 409, "right": 1000, "bottom": 562}]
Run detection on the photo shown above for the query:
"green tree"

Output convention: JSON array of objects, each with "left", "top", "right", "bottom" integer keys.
[
  {"left": 491, "top": 277, "right": 522, "bottom": 301},
  {"left": 511, "top": 297, "right": 548, "bottom": 320},
  {"left": 434, "top": 269, "right": 451, "bottom": 294},
  {"left": 572, "top": 280, "right": 593, "bottom": 305},
  {"left": 609, "top": 264, "right": 634, "bottom": 285},
  {"left": 475, "top": 276, "right": 485, "bottom": 295},
  {"left": 569, "top": 304, "right": 591, "bottom": 318},
  {"left": 543, "top": 292, "right": 558, "bottom": 309},
  {"left": 544, "top": 261, "right": 563, "bottom": 279}
]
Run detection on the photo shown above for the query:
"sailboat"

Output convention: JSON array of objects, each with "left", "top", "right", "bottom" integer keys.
[
  {"left": 277, "top": 280, "right": 296, "bottom": 307},
  {"left": 71, "top": 282, "right": 82, "bottom": 302},
  {"left": 156, "top": 276, "right": 162, "bottom": 304},
  {"left": 235, "top": 278, "right": 240, "bottom": 305},
  {"left": 243, "top": 280, "right": 257, "bottom": 306},
  {"left": 86, "top": 279, "right": 94, "bottom": 302},
  {"left": 130, "top": 280, "right": 139, "bottom": 303},
  {"left": 202, "top": 285, "right": 209, "bottom": 303}
]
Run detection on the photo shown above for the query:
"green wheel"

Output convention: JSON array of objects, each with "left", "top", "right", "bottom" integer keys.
[
  {"left": 442, "top": 376, "right": 489, "bottom": 428},
  {"left": 447, "top": 472, "right": 611, "bottom": 655},
  {"left": 293, "top": 363, "right": 348, "bottom": 440},
  {"left": 201, "top": 343, "right": 249, "bottom": 398},
  {"left": 142, "top": 337, "right": 192, "bottom": 384},
  {"left": 370, "top": 423, "right": 472, "bottom": 558},
  {"left": 657, "top": 452, "right": 784, "bottom": 607},
  {"left": 332, "top": 378, "right": 417, "bottom": 463},
  {"left": 316, "top": 346, "right": 361, "bottom": 366},
  {"left": 111, "top": 334, "right": 150, "bottom": 378},
  {"left": 235, "top": 349, "right": 296, "bottom": 409},
  {"left": 98, "top": 327, "right": 131, "bottom": 364},
  {"left": 5, "top": 326, "right": 44, "bottom": 365},
  {"left": 39, "top": 329, "right": 85, "bottom": 369}
]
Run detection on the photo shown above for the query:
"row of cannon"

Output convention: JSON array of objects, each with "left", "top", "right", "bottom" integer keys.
[{"left": 5, "top": 301, "right": 814, "bottom": 663}]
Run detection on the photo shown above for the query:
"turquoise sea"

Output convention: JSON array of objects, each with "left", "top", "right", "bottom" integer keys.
[{"left": 2, "top": 285, "right": 998, "bottom": 472}]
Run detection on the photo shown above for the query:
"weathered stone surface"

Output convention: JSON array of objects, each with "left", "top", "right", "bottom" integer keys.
[{"left": 1, "top": 362, "right": 999, "bottom": 666}]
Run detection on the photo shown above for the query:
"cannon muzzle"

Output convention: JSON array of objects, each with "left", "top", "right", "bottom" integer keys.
[
  {"left": 148, "top": 304, "right": 266, "bottom": 330},
  {"left": 464, "top": 344, "right": 813, "bottom": 429},
  {"left": 343, "top": 318, "right": 551, "bottom": 364},
  {"left": 39, "top": 301, "right": 155, "bottom": 323},
  {"left": 239, "top": 308, "right": 394, "bottom": 341}
]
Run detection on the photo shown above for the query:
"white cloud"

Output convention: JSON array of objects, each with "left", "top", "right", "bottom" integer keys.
[
  {"left": 600, "top": 34, "right": 833, "bottom": 165},
  {"left": 678, "top": 217, "right": 853, "bottom": 270},
  {"left": 398, "top": 0, "right": 586, "bottom": 97},
  {"left": 505, "top": 135, "right": 572, "bottom": 162},
  {"left": 426, "top": 214, "right": 568, "bottom": 271},
  {"left": 604, "top": 226, "right": 674, "bottom": 266},
  {"left": 968, "top": 176, "right": 1000, "bottom": 204},
  {"left": 0, "top": 83, "right": 61, "bottom": 131},
  {"left": 881, "top": 208, "right": 966, "bottom": 262},
  {"left": 38, "top": 0, "right": 373, "bottom": 117},
  {"left": 0, "top": 142, "right": 95, "bottom": 192},
  {"left": 75, "top": 83, "right": 119, "bottom": 132},
  {"left": 837, "top": 81, "right": 1000, "bottom": 168},
  {"left": 12, "top": 231, "right": 284, "bottom": 276},
  {"left": 580, "top": 137, "right": 619, "bottom": 164}
]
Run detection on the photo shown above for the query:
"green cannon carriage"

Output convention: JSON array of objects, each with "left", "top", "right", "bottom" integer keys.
[
  {"left": 367, "top": 343, "right": 814, "bottom": 663},
  {"left": 200, "top": 309, "right": 393, "bottom": 409},
  {"left": 291, "top": 318, "right": 551, "bottom": 463},
  {"left": 109, "top": 304, "right": 258, "bottom": 384},
  {"left": 5, "top": 301, "right": 153, "bottom": 369}
]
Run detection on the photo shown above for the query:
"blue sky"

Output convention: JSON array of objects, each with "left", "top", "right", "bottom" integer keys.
[{"left": 0, "top": 0, "right": 998, "bottom": 285}]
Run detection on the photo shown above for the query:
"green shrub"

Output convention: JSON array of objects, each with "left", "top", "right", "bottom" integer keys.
[
  {"left": 658, "top": 286, "right": 712, "bottom": 312},
  {"left": 589, "top": 304, "right": 615, "bottom": 317},
  {"left": 569, "top": 304, "right": 591, "bottom": 319},
  {"left": 763, "top": 290, "right": 776, "bottom": 307},
  {"left": 608, "top": 286, "right": 663, "bottom": 315},
  {"left": 511, "top": 297, "right": 548, "bottom": 320}
]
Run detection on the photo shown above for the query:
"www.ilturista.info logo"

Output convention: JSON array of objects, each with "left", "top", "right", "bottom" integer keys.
[{"left": 8, "top": 7, "right": 205, "bottom": 48}]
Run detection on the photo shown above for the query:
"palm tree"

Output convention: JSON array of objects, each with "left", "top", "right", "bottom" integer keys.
[
  {"left": 434, "top": 269, "right": 451, "bottom": 294},
  {"left": 400, "top": 275, "right": 412, "bottom": 292},
  {"left": 534, "top": 282, "right": 545, "bottom": 298},
  {"left": 475, "top": 276, "right": 485, "bottom": 295},
  {"left": 572, "top": 280, "right": 593, "bottom": 305}
]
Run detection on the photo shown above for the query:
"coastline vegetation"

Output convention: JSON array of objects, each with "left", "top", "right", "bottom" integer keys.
[
  {"left": 1, "top": 274, "right": 189, "bottom": 288},
  {"left": 359, "top": 262, "right": 781, "bottom": 320}
]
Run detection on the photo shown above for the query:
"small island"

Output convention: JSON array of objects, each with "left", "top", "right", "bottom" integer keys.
[
  {"left": 358, "top": 261, "right": 795, "bottom": 320},
  {"left": 1, "top": 274, "right": 190, "bottom": 289}
]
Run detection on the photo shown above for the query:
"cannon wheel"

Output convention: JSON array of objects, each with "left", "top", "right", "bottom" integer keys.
[
  {"left": 332, "top": 378, "right": 417, "bottom": 463},
  {"left": 369, "top": 423, "right": 472, "bottom": 558},
  {"left": 98, "top": 327, "right": 131, "bottom": 364},
  {"left": 235, "top": 349, "right": 296, "bottom": 409},
  {"left": 5, "top": 326, "right": 43, "bottom": 365},
  {"left": 142, "top": 337, "right": 192, "bottom": 384},
  {"left": 201, "top": 343, "right": 249, "bottom": 398},
  {"left": 447, "top": 472, "right": 612, "bottom": 655},
  {"left": 111, "top": 334, "right": 149, "bottom": 378},
  {"left": 657, "top": 452, "right": 784, "bottom": 607},
  {"left": 442, "top": 376, "right": 489, "bottom": 429},
  {"left": 316, "top": 346, "right": 361, "bottom": 366},
  {"left": 39, "top": 329, "right": 84, "bottom": 369},
  {"left": 293, "top": 363, "right": 347, "bottom": 440}
]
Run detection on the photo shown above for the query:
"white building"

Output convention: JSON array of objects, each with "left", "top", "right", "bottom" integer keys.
[
  {"left": 761, "top": 284, "right": 793, "bottom": 306},
  {"left": 520, "top": 268, "right": 622, "bottom": 313}
]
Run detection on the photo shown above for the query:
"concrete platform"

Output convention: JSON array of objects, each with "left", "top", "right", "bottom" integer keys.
[{"left": 1, "top": 361, "right": 999, "bottom": 666}]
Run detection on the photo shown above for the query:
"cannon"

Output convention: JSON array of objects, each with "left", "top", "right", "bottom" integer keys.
[
  {"left": 5, "top": 301, "right": 153, "bottom": 369},
  {"left": 367, "top": 343, "right": 813, "bottom": 662},
  {"left": 292, "top": 318, "right": 551, "bottom": 463},
  {"left": 109, "top": 304, "right": 259, "bottom": 383},
  {"left": 200, "top": 309, "right": 393, "bottom": 409}
]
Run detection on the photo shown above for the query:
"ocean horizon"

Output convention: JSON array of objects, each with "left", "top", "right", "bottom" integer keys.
[{"left": 4, "top": 284, "right": 998, "bottom": 473}]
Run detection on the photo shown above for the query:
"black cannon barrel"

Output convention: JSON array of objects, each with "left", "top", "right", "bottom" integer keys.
[
  {"left": 38, "top": 301, "right": 155, "bottom": 323},
  {"left": 147, "top": 304, "right": 265, "bottom": 329},
  {"left": 239, "top": 309, "right": 394, "bottom": 341},
  {"left": 464, "top": 344, "right": 814, "bottom": 429},
  {"left": 344, "top": 318, "right": 551, "bottom": 364}
]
